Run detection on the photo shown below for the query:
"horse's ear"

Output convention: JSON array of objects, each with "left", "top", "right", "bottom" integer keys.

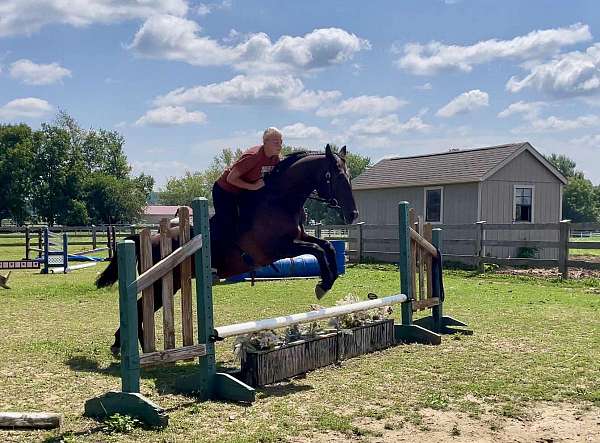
[
  {"left": 339, "top": 145, "right": 347, "bottom": 160},
  {"left": 325, "top": 144, "right": 333, "bottom": 158}
]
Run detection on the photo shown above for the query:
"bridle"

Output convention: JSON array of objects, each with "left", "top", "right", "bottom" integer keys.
[{"left": 307, "top": 167, "right": 344, "bottom": 209}]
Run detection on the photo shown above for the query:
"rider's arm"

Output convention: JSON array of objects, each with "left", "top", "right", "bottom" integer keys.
[
  {"left": 226, "top": 167, "right": 264, "bottom": 191},
  {"left": 225, "top": 152, "right": 266, "bottom": 191}
]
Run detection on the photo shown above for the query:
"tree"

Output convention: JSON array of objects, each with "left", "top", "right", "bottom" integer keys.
[
  {"left": 0, "top": 124, "right": 34, "bottom": 224},
  {"left": 30, "top": 123, "right": 85, "bottom": 225},
  {"left": 546, "top": 153, "right": 599, "bottom": 222},
  {"left": 84, "top": 173, "right": 153, "bottom": 224},
  {"left": 563, "top": 176, "right": 599, "bottom": 222},
  {"left": 546, "top": 153, "right": 581, "bottom": 179},
  {"left": 160, "top": 171, "right": 213, "bottom": 206},
  {"left": 159, "top": 148, "right": 243, "bottom": 206}
]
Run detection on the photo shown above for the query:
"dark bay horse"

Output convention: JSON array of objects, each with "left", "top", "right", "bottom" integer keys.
[{"left": 97, "top": 145, "right": 358, "bottom": 355}]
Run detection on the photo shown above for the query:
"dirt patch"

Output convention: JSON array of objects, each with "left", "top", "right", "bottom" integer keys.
[
  {"left": 497, "top": 264, "right": 600, "bottom": 279},
  {"left": 289, "top": 402, "right": 600, "bottom": 442}
]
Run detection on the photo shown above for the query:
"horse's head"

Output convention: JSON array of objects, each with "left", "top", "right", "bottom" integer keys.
[{"left": 316, "top": 144, "right": 359, "bottom": 224}]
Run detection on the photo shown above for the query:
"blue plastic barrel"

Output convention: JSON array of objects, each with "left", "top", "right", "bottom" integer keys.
[
  {"left": 226, "top": 240, "right": 346, "bottom": 281},
  {"left": 331, "top": 240, "right": 346, "bottom": 274}
]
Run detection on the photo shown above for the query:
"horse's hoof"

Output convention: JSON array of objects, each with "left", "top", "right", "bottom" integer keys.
[
  {"left": 110, "top": 345, "right": 121, "bottom": 359},
  {"left": 315, "top": 284, "right": 328, "bottom": 300}
]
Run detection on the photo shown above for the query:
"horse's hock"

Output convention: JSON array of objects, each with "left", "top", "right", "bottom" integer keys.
[{"left": 84, "top": 199, "right": 471, "bottom": 428}]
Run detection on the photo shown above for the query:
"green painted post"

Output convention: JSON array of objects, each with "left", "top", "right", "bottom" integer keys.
[
  {"left": 118, "top": 240, "right": 142, "bottom": 394},
  {"left": 177, "top": 198, "right": 216, "bottom": 397},
  {"left": 395, "top": 201, "right": 443, "bottom": 345},
  {"left": 85, "top": 239, "right": 167, "bottom": 427},
  {"left": 398, "top": 202, "right": 413, "bottom": 327},
  {"left": 431, "top": 229, "right": 443, "bottom": 333},
  {"left": 180, "top": 198, "right": 255, "bottom": 401}
]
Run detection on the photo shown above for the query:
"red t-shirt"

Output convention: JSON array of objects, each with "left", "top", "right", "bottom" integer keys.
[{"left": 216, "top": 145, "right": 280, "bottom": 194}]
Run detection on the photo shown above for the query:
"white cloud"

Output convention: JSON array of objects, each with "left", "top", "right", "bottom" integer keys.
[
  {"left": 571, "top": 133, "right": 600, "bottom": 146},
  {"left": 154, "top": 74, "right": 341, "bottom": 111},
  {"left": 9, "top": 59, "right": 71, "bottom": 85},
  {"left": 316, "top": 95, "right": 407, "bottom": 117},
  {"left": 349, "top": 114, "right": 431, "bottom": 136},
  {"left": 506, "top": 43, "right": 600, "bottom": 97},
  {"left": 129, "top": 15, "right": 370, "bottom": 72},
  {"left": 0, "top": 97, "right": 53, "bottom": 119},
  {"left": 135, "top": 106, "right": 207, "bottom": 127},
  {"left": 281, "top": 123, "right": 325, "bottom": 139},
  {"left": 0, "top": 0, "right": 188, "bottom": 37},
  {"left": 497, "top": 101, "right": 547, "bottom": 119},
  {"left": 196, "top": 0, "right": 231, "bottom": 16},
  {"left": 396, "top": 23, "right": 591, "bottom": 75},
  {"left": 286, "top": 89, "right": 342, "bottom": 111},
  {"left": 436, "top": 89, "right": 489, "bottom": 117},
  {"left": 350, "top": 134, "right": 395, "bottom": 149},
  {"left": 514, "top": 114, "right": 600, "bottom": 132},
  {"left": 415, "top": 82, "right": 432, "bottom": 90}
]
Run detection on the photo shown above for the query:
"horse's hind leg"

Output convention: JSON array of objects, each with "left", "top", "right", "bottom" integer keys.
[{"left": 288, "top": 240, "right": 334, "bottom": 300}]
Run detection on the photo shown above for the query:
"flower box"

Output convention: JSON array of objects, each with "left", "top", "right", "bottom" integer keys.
[{"left": 239, "top": 319, "right": 395, "bottom": 387}]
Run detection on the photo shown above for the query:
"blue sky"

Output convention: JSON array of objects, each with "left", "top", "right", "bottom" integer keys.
[{"left": 2, "top": 0, "right": 600, "bottom": 188}]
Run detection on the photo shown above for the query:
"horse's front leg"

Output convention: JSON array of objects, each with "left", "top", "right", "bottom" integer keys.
[
  {"left": 287, "top": 239, "right": 334, "bottom": 300},
  {"left": 299, "top": 233, "right": 339, "bottom": 284}
]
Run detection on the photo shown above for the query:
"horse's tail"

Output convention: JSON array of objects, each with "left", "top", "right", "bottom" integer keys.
[{"left": 95, "top": 234, "right": 140, "bottom": 288}]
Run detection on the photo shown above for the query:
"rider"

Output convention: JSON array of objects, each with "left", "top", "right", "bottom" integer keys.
[{"left": 212, "top": 127, "right": 283, "bottom": 241}]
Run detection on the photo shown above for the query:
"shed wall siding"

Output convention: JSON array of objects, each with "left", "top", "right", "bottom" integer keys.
[
  {"left": 480, "top": 150, "right": 562, "bottom": 259},
  {"left": 354, "top": 183, "right": 478, "bottom": 260},
  {"left": 354, "top": 183, "right": 478, "bottom": 225}
]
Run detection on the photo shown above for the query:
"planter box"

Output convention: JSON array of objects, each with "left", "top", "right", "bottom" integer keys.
[{"left": 240, "top": 319, "right": 395, "bottom": 387}]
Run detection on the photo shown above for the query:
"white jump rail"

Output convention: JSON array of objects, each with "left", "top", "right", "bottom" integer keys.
[{"left": 212, "top": 294, "right": 407, "bottom": 340}]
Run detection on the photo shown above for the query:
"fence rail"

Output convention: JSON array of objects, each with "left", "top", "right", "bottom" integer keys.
[
  {"left": 0, "top": 224, "right": 143, "bottom": 259},
  {"left": 307, "top": 220, "right": 600, "bottom": 279},
  {"left": 4, "top": 220, "right": 600, "bottom": 279}
]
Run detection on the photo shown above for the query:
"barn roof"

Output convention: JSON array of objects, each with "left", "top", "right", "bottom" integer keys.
[{"left": 351, "top": 142, "right": 567, "bottom": 190}]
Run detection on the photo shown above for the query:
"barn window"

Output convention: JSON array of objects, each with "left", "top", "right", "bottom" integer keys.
[
  {"left": 424, "top": 187, "right": 443, "bottom": 223},
  {"left": 514, "top": 186, "right": 534, "bottom": 223}
]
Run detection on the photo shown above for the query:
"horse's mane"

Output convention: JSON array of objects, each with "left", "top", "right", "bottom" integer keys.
[{"left": 265, "top": 150, "right": 323, "bottom": 183}]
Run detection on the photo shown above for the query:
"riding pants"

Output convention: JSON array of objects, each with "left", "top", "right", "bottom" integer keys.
[{"left": 212, "top": 183, "right": 240, "bottom": 242}]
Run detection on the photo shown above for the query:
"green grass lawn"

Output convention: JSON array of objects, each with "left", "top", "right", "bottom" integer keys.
[
  {"left": 0, "top": 262, "right": 598, "bottom": 442},
  {"left": 570, "top": 236, "right": 600, "bottom": 257}
]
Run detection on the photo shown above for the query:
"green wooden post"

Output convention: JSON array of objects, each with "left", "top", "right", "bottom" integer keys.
[
  {"left": 394, "top": 202, "right": 442, "bottom": 345},
  {"left": 118, "top": 240, "right": 141, "bottom": 393},
  {"left": 84, "top": 239, "right": 168, "bottom": 427},
  {"left": 431, "top": 229, "right": 443, "bottom": 332},
  {"left": 176, "top": 198, "right": 215, "bottom": 396},
  {"left": 398, "top": 202, "right": 413, "bottom": 327},
  {"left": 176, "top": 198, "right": 255, "bottom": 402},
  {"left": 195, "top": 197, "right": 216, "bottom": 396}
]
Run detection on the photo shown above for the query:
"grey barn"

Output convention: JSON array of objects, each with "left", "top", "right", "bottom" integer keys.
[{"left": 351, "top": 142, "right": 568, "bottom": 260}]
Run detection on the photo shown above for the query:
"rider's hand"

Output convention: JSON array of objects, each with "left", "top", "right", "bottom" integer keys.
[{"left": 252, "top": 179, "right": 265, "bottom": 190}]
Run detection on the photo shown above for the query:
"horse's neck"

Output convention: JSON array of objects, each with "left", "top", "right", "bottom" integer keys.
[{"left": 275, "top": 156, "right": 326, "bottom": 211}]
